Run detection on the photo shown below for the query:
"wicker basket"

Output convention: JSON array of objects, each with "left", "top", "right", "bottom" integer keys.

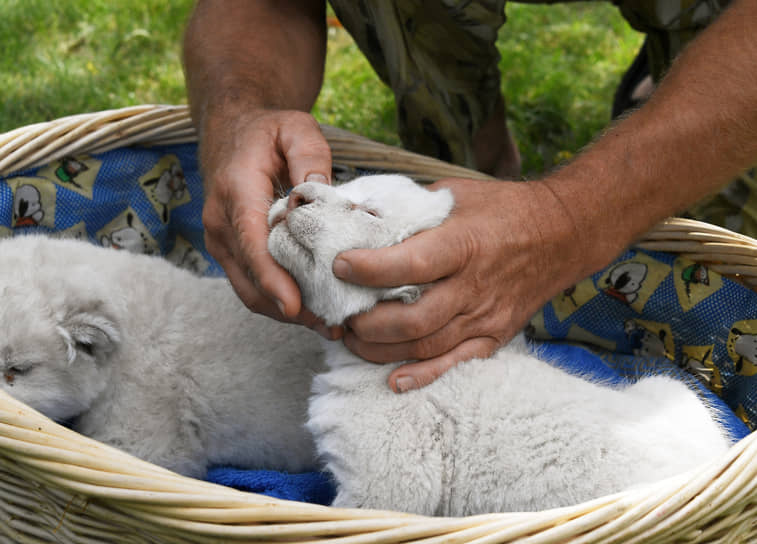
[{"left": 0, "top": 105, "right": 755, "bottom": 543}]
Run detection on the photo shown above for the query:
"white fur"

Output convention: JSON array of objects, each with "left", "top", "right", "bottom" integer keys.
[
  {"left": 308, "top": 341, "right": 729, "bottom": 514},
  {"left": 0, "top": 174, "right": 733, "bottom": 515},
  {"left": 0, "top": 235, "right": 324, "bottom": 478},
  {"left": 269, "top": 175, "right": 732, "bottom": 515}
]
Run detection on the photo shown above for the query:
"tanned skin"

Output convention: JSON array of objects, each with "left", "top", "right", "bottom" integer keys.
[{"left": 184, "top": 0, "right": 334, "bottom": 334}]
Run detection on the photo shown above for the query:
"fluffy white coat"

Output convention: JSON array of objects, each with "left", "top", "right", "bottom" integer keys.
[{"left": 0, "top": 174, "right": 733, "bottom": 515}]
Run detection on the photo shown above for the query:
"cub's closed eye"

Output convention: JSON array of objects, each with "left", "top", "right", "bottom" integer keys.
[
  {"left": 350, "top": 204, "right": 380, "bottom": 217},
  {"left": 7, "top": 365, "right": 32, "bottom": 376}
]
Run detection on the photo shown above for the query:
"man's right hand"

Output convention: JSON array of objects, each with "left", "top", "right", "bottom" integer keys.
[{"left": 200, "top": 107, "right": 340, "bottom": 338}]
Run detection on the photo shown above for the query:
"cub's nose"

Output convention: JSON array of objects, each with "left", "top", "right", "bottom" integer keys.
[
  {"left": 269, "top": 186, "right": 318, "bottom": 228},
  {"left": 287, "top": 190, "right": 314, "bottom": 211},
  {"left": 269, "top": 182, "right": 337, "bottom": 228}
]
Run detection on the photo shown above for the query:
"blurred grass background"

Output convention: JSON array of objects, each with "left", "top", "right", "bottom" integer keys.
[{"left": 0, "top": 1, "right": 643, "bottom": 175}]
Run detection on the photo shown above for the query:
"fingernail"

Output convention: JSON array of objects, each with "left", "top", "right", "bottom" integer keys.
[
  {"left": 394, "top": 376, "right": 418, "bottom": 393},
  {"left": 305, "top": 173, "right": 329, "bottom": 184},
  {"left": 276, "top": 299, "right": 287, "bottom": 316},
  {"left": 333, "top": 258, "right": 351, "bottom": 279}
]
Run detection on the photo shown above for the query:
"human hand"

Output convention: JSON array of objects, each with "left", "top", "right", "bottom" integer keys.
[
  {"left": 200, "top": 107, "right": 342, "bottom": 338},
  {"left": 332, "top": 178, "right": 590, "bottom": 392}
]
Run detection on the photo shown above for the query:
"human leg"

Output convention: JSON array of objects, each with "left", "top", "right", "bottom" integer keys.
[{"left": 329, "top": 0, "right": 520, "bottom": 177}]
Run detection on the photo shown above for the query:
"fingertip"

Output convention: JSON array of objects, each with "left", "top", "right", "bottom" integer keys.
[
  {"left": 334, "top": 235, "right": 451, "bottom": 288},
  {"left": 304, "top": 172, "right": 330, "bottom": 185},
  {"left": 391, "top": 375, "right": 419, "bottom": 394},
  {"left": 257, "top": 269, "right": 302, "bottom": 318},
  {"left": 388, "top": 362, "right": 440, "bottom": 394},
  {"left": 275, "top": 289, "right": 302, "bottom": 319},
  {"left": 332, "top": 256, "right": 352, "bottom": 280},
  {"left": 332, "top": 248, "right": 384, "bottom": 285}
]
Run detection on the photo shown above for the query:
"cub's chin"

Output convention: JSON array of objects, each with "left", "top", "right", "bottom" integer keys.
[
  {"left": 268, "top": 223, "right": 315, "bottom": 275},
  {"left": 268, "top": 224, "right": 385, "bottom": 327}
]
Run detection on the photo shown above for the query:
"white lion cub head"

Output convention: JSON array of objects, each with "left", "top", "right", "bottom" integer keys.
[
  {"left": 0, "top": 238, "right": 121, "bottom": 421},
  {"left": 267, "top": 175, "right": 454, "bottom": 325}
]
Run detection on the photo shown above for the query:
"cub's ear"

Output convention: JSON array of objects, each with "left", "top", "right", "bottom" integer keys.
[
  {"left": 58, "top": 312, "right": 121, "bottom": 364},
  {"left": 381, "top": 285, "right": 423, "bottom": 304}
]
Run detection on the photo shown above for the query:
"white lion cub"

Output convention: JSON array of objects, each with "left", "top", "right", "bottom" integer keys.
[
  {"left": 0, "top": 175, "right": 733, "bottom": 515},
  {"left": 267, "top": 175, "right": 733, "bottom": 515},
  {"left": 0, "top": 235, "right": 324, "bottom": 478}
]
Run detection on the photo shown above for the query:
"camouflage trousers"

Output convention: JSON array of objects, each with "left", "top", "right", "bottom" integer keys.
[{"left": 328, "top": 0, "right": 757, "bottom": 237}]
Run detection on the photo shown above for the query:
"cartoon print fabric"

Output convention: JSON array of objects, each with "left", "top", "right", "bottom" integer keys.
[
  {"left": 0, "top": 144, "right": 220, "bottom": 277},
  {"left": 531, "top": 249, "right": 757, "bottom": 431},
  {"left": 1, "top": 143, "right": 756, "bottom": 432}
]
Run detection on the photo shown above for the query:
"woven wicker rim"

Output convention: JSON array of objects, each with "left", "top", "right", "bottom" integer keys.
[{"left": 0, "top": 105, "right": 755, "bottom": 543}]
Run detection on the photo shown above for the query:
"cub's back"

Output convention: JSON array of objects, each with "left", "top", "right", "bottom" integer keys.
[{"left": 310, "top": 339, "right": 730, "bottom": 515}]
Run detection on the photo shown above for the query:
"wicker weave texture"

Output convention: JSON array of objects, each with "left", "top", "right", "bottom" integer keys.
[{"left": 0, "top": 105, "right": 755, "bottom": 543}]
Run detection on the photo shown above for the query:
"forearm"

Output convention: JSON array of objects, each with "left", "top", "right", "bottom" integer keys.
[
  {"left": 183, "top": 0, "right": 327, "bottom": 129},
  {"left": 544, "top": 0, "right": 757, "bottom": 278}
]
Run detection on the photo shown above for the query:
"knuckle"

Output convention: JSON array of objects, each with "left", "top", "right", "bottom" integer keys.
[
  {"left": 254, "top": 268, "right": 279, "bottom": 295},
  {"left": 482, "top": 309, "right": 515, "bottom": 344},
  {"left": 201, "top": 205, "right": 226, "bottom": 235},
  {"left": 402, "top": 312, "right": 431, "bottom": 340},
  {"left": 203, "top": 229, "right": 232, "bottom": 261},
  {"left": 346, "top": 314, "right": 371, "bottom": 339},
  {"left": 406, "top": 250, "right": 432, "bottom": 276},
  {"left": 287, "top": 116, "right": 330, "bottom": 154},
  {"left": 285, "top": 110, "right": 321, "bottom": 131},
  {"left": 410, "top": 335, "right": 443, "bottom": 361},
  {"left": 427, "top": 362, "right": 450, "bottom": 383}
]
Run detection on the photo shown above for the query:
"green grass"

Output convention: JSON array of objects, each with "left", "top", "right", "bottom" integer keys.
[
  {"left": 0, "top": 0, "right": 193, "bottom": 128},
  {"left": 498, "top": 4, "right": 643, "bottom": 172},
  {"left": 0, "top": 1, "right": 642, "bottom": 175}
]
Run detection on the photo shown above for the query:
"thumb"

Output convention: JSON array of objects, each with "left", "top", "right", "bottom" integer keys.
[
  {"left": 333, "top": 227, "right": 460, "bottom": 288},
  {"left": 278, "top": 112, "right": 333, "bottom": 185}
]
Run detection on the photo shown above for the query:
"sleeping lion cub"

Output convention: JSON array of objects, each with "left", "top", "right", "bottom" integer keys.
[{"left": 0, "top": 175, "right": 732, "bottom": 515}]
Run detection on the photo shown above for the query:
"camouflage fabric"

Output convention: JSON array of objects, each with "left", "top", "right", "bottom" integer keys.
[
  {"left": 329, "top": 0, "right": 757, "bottom": 238},
  {"left": 328, "top": 0, "right": 507, "bottom": 168},
  {"left": 615, "top": 0, "right": 732, "bottom": 81},
  {"left": 328, "top": 0, "right": 731, "bottom": 167}
]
